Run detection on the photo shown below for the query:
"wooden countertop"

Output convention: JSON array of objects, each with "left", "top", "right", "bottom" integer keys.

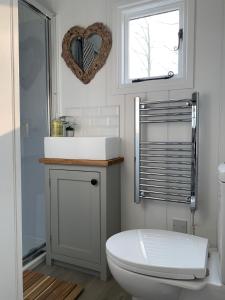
[{"left": 39, "top": 157, "right": 124, "bottom": 167}]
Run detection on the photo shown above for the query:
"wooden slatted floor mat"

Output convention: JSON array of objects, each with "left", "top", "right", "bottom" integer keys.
[{"left": 23, "top": 270, "right": 84, "bottom": 300}]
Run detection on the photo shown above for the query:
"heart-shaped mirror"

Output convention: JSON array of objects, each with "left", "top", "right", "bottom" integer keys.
[
  {"left": 70, "top": 34, "right": 102, "bottom": 71},
  {"left": 62, "top": 23, "right": 112, "bottom": 84}
]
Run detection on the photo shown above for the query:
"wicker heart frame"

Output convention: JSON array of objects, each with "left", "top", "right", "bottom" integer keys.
[{"left": 61, "top": 22, "right": 112, "bottom": 84}]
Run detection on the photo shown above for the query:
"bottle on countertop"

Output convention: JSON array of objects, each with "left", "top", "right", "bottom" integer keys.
[
  {"left": 51, "top": 116, "right": 63, "bottom": 137},
  {"left": 50, "top": 115, "right": 76, "bottom": 137}
]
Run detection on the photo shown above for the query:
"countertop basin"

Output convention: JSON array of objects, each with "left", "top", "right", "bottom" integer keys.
[{"left": 44, "top": 137, "right": 121, "bottom": 160}]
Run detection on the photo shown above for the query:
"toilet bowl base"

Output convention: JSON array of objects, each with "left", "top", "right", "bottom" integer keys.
[{"left": 108, "top": 257, "right": 181, "bottom": 300}]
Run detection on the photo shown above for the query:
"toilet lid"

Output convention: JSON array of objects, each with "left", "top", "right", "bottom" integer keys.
[{"left": 106, "top": 229, "right": 208, "bottom": 280}]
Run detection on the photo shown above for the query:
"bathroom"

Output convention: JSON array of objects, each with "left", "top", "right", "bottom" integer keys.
[{"left": 1, "top": 0, "right": 225, "bottom": 299}]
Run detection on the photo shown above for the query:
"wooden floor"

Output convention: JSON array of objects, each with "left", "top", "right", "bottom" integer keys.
[{"left": 33, "top": 263, "right": 131, "bottom": 300}]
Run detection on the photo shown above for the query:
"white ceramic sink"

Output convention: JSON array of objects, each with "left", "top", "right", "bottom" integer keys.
[{"left": 44, "top": 137, "right": 121, "bottom": 160}]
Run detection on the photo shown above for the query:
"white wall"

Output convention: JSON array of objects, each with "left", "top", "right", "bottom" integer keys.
[
  {"left": 37, "top": 0, "right": 225, "bottom": 247},
  {"left": 220, "top": 2, "right": 225, "bottom": 163},
  {"left": 0, "top": 0, "right": 22, "bottom": 299},
  {"left": 194, "top": 0, "right": 224, "bottom": 247}
]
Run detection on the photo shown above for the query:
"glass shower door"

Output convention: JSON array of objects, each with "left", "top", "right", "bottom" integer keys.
[{"left": 19, "top": 1, "right": 50, "bottom": 262}]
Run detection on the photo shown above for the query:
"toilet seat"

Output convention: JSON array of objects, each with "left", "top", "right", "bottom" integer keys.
[{"left": 106, "top": 229, "right": 208, "bottom": 280}]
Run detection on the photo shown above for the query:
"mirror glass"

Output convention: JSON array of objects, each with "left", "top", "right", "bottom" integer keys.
[{"left": 70, "top": 34, "right": 102, "bottom": 71}]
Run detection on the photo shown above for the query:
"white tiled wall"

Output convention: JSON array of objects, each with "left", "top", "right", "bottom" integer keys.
[{"left": 64, "top": 105, "right": 120, "bottom": 137}]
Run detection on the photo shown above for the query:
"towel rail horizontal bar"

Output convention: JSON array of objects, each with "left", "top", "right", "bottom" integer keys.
[
  {"left": 140, "top": 183, "right": 190, "bottom": 192},
  {"left": 141, "top": 153, "right": 192, "bottom": 159},
  {"left": 140, "top": 195, "right": 190, "bottom": 204},
  {"left": 140, "top": 160, "right": 192, "bottom": 166},
  {"left": 140, "top": 171, "right": 191, "bottom": 178},
  {"left": 140, "top": 119, "right": 192, "bottom": 124},
  {"left": 140, "top": 148, "right": 192, "bottom": 152},
  {"left": 140, "top": 177, "right": 191, "bottom": 185},
  {"left": 140, "top": 112, "right": 191, "bottom": 118},
  {"left": 140, "top": 141, "right": 192, "bottom": 145},
  {"left": 140, "top": 98, "right": 192, "bottom": 105},
  {"left": 140, "top": 189, "right": 190, "bottom": 198},
  {"left": 140, "top": 165, "right": 190, "bottom": 172},
  {"left": 140, "top": 105, "right": 192, "bottom": 111}
]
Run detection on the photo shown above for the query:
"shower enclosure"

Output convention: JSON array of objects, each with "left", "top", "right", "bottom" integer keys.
[{"left": 19, "top": 0, "right": 50, "bottom": 265}]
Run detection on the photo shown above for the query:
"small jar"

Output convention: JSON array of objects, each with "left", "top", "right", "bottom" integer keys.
[{"left": 66, "top": 126, "right": 74, "bottom": 137}]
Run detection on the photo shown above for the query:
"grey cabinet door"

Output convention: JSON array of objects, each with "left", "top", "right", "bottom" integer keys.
[{"left": 50, "top": 169, "right": 100, "bottom": 264}]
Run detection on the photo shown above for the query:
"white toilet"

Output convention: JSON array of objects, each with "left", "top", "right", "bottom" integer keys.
[{"left": 106, "top": 164, "right": 225, "bottom": 300}]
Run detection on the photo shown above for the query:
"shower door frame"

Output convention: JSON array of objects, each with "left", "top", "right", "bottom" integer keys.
[
  {"left": 19, "top": 0, "right": 56, "bottom": 131},
  {"left": 20, "top": 0, "right": 54, "bottom": 19},
  {"left": 17, "top": 0, "right": 58, "bottom": 270},
  {"left": 18, "top": 0, "right": 54, "bottom": 262},
  {"left": 21, "top": 0, "right": 59, "bottom": 120}
]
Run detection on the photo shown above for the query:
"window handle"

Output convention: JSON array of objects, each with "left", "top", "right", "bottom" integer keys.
[
  {"left": 174, "top": 28, "right": 183, "bottom": 51},
  {"left": 132, "top": 71, "right": 174, "bottom": 83}
]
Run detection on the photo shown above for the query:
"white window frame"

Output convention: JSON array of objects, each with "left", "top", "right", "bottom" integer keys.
[{"left": 109, "top": 0, "right": 195, "bottom": 94}]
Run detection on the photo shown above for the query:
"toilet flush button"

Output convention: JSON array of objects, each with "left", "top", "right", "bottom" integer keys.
[{"left": 173, "top": 219, "right": 187, "bottom": 233}]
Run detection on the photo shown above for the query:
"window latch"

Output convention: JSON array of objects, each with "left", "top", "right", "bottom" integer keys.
[{"left": 174, "top": 28, "right": 183, "bottom": 51}]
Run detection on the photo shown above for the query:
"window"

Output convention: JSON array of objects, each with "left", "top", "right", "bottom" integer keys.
[
  {"left": 111, "top": 0, "right": 195, "bottom": 92},
  {"left": 128, "top": 10, "right": 180, "bottom": 81}
]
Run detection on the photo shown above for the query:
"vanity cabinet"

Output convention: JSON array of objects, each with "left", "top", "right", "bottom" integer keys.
[
  {"left": 40, "top": 158, "right": 123, "bottom": 280},
  {"left": 50, "top": 169, "right": 101, "bottom": 265}
]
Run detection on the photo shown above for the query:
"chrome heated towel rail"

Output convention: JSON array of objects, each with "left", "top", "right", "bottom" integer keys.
[{"left": 135, "top": 92, "right": 199, "bottom": 211}]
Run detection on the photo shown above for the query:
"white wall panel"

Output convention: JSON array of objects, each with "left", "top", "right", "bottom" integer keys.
[{"left": 37, "top": 0, "right": 225, "bottom": 247}]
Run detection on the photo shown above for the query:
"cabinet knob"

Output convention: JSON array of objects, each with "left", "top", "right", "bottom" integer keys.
[{"left": 91, "top": 179, "right": 98, "bottom": 186}]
